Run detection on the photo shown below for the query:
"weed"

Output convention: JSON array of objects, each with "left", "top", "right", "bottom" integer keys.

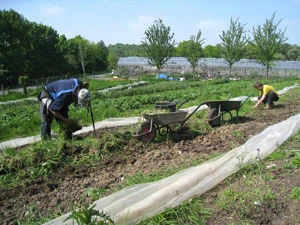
[
  {"left": 290, "top": 187, "right": 300, "bottom": 200},
  {"left": 86, "top": 188, "right": 105, "bottom": 200},
  {"left": 232, "top": 130, "right": 243, "bottom": 139},
  {"left": 284, "top": 149, "right": 300, "bottom": 169},
  {"left": 65, "top": 204, "right": 115, "bottom": 225},
  {"left": 138, "top": 198, "right": 210, "bottom": 225},
  {"left": 216, "top": 184, "right": 276, "bottom": 220}
]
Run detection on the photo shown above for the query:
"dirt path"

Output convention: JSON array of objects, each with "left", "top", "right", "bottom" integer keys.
[{"left": 1, "top": 97, "right": 300, "bottom": 224}]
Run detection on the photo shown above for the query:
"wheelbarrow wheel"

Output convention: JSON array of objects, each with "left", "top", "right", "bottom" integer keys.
[
  {"left": 136, "top": 121, "right": 156, "bottom": 142},
  {"left": 208, "top": 108, "right": 220, "bottom": 127}
]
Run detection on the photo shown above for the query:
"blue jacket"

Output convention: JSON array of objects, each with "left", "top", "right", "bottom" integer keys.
[{"left": 45, "top": 78, "right": 83, "bottom": 111}]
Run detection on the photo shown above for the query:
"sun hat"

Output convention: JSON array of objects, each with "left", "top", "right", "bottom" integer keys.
[{"left": 77, "top": 88, "right": 91, "bottom": 106}]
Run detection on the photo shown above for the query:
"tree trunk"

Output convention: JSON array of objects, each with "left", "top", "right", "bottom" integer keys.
[
  {"left": 192, "top": 67, "right": 196, "bottom": 78},
  {"left": 1, "top": 83, "right": 5, "bottom": 100},
  {"left": 23, "top": 85, "right": 27, "bottom": 95}
]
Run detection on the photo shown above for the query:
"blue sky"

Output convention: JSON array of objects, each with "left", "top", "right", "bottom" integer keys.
[{"left": 1, "top": 0, "right": 300, "bottom": 46}]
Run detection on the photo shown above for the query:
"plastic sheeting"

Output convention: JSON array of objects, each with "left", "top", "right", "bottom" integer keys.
[{"left": 44, "top": 113, "right": 300, "bottom": 225}]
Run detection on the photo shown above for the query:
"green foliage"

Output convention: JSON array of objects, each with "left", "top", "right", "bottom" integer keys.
[
  {"left": 107, "top": 43, "right": 145, "bottom": 57},
  {"left": 86, "top": 188, "right": 105, "bottom": 200},
  {"left": 107, "top": 52, "right": 119, "bottom": 70},
  {"left": 220, "top": 17, "right": 248, "bottom": 75},
  {"left": 15, "top": 204, "right": 56, "bottom": 225},
  {"left": 251, "top": 12, "right": 287, "bottom": 78},
  {"left": 265, "top": 150, "right": 286, "bottom": 161},
  {"left": 0, "top": 137, "right": 110, "bottom": 188},
  {"left": 290, "top": 187, "right": 300, "bottom": 200},
  {"left": 284, "top": 149, "right": 300, "bottom": 169},
  {"left": 0, "top": 100, "right": 41, "bottom": 141},
  {"left": 177, "top": 30, "right": 204, "bottom": 76},
  {"left": 202, "top": 44, "right": 222, "bottom": 58},
  {"left": 1, "top": 78, "right": 299, "bottom": 142},
  {"left": 141, "top": 18, "right": 176, "bottom": 70},
  {"left": 0, "top": 9, "right": 109, "bottom": 86},
  {"left": 217, "top": 184, "right": 276, "bottom": 219},
  {"left": 18, "top": 76, "right": 28, "bottom": 85},
  {"left": 139, "top": 198, "right": 210, "bottom": 225},
  {"left": 97, "top": 132, "right": 129, "bottom": 153},
  {"left": 65, "top": 204, "right": 115, "bottom": 225},
  {"left": 0, "top": 140, "right": 67, "bottom": 187}
]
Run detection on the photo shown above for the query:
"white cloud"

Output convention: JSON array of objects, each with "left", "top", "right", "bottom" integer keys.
[
  {"left": 129, "top": 16, "right": 154, "bottom": 31},
  {"left": 40, "top": 5, "right": 65, "bottom": 16}
]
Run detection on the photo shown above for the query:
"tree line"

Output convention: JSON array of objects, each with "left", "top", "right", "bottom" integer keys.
[
  {"left": 1, "top": 9, "right": 300, "bottom": 87},
  {"left": 0, "top": 9, "right": 110, "bottom": 87}
]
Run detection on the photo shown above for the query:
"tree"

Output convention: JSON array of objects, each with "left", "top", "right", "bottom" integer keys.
[
  {"left": 251, "top": 12, "right": 287, "bottom": 78},
  {"left": 219, "top": 18, "right": 248, "bottom": 76},
  {"left": 108, "top": 43, "right": 145, "bottom": 57},
  {"left": 26, "top": 22, "right": 63, "bottom": 78},
  {"left": 243, "top": 43, "right": 257, "bottom": 59},
  {"left": 0, "top": 9, "right": 29, "bottom": 85},
  {"left": 177, "top": 31, "right": 204, "bottom": 77},
  {"left": 57, "top": 34, "right": 78, "bottom": 74},
  {"left": 95, "top": 40, "right": 109, "bottom": 71},
  {"left": 18, "top": 75, "right": 28, "bottom": 94},
  {"left": 202, "top": 45, "right": 222, "bottom": 58},
  {"left": 287, "top": 45, "right": 300, "bottom": 61},
  {"left": 141, "top": 18, "right": 176, "bottom": 71},
  {"left": 107, "top": 52, "right": 119, "bottom": 71}
]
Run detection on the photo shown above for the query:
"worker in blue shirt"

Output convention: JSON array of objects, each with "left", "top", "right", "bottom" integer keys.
[{"left": 38, "top": 78, "right": 90, "bottom": 140}]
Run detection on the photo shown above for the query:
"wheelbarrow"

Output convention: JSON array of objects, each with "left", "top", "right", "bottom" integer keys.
[
  {"left": 133, "top": 95, "right": 252, "bottom": 142},
  {"left": 204, "top": 94, "right": 253, "bottom": 127},
  {"left": 132, "top": 101, "right": 189, "bottom": 142}
]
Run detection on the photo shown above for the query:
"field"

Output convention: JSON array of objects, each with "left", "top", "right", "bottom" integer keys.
[{"left": 0, "top": 77, "right": 300, "bottom": 224}]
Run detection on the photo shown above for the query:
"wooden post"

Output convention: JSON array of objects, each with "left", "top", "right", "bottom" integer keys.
[{"left": 1, "top": 83, "right": 4, "bottom": 100}]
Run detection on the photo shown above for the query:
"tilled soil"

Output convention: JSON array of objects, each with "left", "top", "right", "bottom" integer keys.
[{"left": 1, "top": 99, "right": 300, "bottom": 225}]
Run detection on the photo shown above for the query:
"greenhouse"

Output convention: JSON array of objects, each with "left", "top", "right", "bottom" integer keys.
[{"left": 117, "top": 57, "right": 300, "bottom": 77}]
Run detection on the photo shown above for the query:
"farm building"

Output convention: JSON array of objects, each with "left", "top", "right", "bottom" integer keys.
[{"left": 117, "top": 57, "right": 300, "bottom": 78}]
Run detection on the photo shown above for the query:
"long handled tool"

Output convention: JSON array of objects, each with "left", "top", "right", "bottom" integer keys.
[{"left": 79, "top": 44, "right": 96, "bottom": 137}]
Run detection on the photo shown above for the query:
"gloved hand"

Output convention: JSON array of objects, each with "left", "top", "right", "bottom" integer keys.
[
  {"left": 67, "top": 119, "right": 82, "bottom": 132},
  {"left": 72, "top": 124, "right": 82, "bottom": 132}
]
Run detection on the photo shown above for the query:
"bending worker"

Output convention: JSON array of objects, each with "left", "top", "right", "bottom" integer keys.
[
  {"left": 253, "top": 81, "right": 279, "bottom": 109},
  {"left": 38, "top": 78, "right": 90, "bottom": 140}
]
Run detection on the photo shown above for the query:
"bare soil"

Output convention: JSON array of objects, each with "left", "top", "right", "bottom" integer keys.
[{"left": 1, "top": 98, "right": 300, "bottom": 225}]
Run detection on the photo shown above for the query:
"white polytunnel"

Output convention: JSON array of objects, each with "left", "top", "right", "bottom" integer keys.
[{"left": 43, "top": 112, "right": 300, "bottom": 225}]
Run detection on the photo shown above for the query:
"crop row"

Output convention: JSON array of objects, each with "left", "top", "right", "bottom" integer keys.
[{"left": 0, "top": 77, "right": 298, "bottom": 142}]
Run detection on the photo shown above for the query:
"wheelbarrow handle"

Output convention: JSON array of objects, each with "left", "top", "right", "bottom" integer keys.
[
  {"left": 239, "top": 93, "right": 254, "bottom": 108},
  {"left": 177, "top": 100, "right": 189, "bottom": 110}
]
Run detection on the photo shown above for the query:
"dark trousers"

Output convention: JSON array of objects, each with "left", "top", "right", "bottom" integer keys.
[
  {"left": 39, "top": 89, "right": 69, "bottom": 139},
  {"left": 258, "top": 91, "right": 279, "bottom": 105},
  {"left": 40, "top": 100, "right": 69, "bottom": 139}
]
